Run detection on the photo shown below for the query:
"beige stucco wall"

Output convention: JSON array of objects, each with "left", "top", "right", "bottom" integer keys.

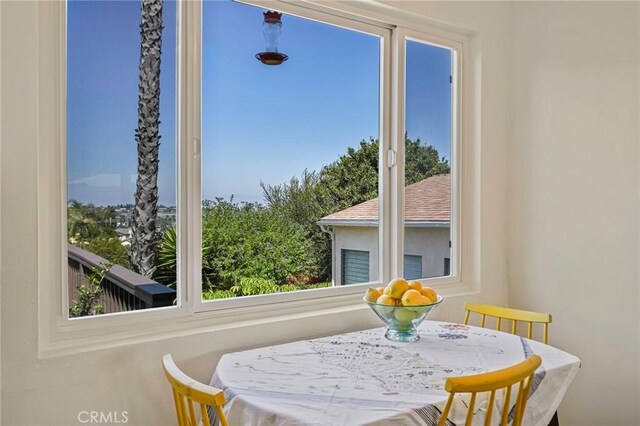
[
  {"left": 1, "top": 2, "right": 514, "bottom": 425},
  {"left": 332, "top": 226, "right": 451, "bottom": 285},
  {"left": 405, "top": 227, "right": 451, "bottom": 279},
  {"left": 331, "top": 226, "right": 380, "bottom": 285}
]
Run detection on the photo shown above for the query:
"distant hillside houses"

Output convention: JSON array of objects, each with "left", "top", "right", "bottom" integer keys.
[
  {"left": 318, "top": 174, "right": 451, "bottom": 286},
  {"left": 114, "top": 206, "right": 176, "bottom": 247}
]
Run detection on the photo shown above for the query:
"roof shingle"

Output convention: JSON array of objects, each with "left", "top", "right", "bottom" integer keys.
[{"left": 319, "top": 174, "right": 450, "bottom": 224}]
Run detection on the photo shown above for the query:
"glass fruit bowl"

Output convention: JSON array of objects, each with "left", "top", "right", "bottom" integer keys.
[{"left": 364, "top": 295, "right": 443, "bottom": 342}]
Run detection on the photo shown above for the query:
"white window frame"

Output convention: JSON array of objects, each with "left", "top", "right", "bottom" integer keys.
[
  {"left": 192, "top": 0, "right": 392, "bottom": 313},
  {"left": 36, "top": 0, "right": 475, "bottom": 357},
  {"left": 393, "top": 27, "right": 463, "bottom": 289}
]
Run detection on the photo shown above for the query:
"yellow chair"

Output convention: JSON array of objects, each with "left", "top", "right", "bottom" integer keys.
[
  {"left": 463, "top": 302, "right": 553, "bottom": 344},
  {"left": 162, "top": 354, "right": 229, "bottom": 426},
  {"left": 438, "top": 355, "right": 542, "bottom": 426}
]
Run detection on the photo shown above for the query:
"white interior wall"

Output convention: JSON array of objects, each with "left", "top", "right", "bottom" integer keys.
[
  {"left": 0, "top": 1, "right": 3, "bottom": 418},
  {"left": 508, "top": 2, "right": 639, "bottom": 425},
  {"left": 0, "top": 1, "right": 512, "bottom": 425}
]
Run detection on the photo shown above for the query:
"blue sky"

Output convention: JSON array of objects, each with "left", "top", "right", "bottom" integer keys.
[
  {"left": 67, "top": 0, "right": 450, "bottom": 206},
  {"left": 67, "top": 0, "right": 177, "bottom": 206}
]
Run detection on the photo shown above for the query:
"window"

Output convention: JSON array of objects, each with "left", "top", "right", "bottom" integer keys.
[
  {"left": 341, "top": 250, "right": 371, "bottom": 285},
  {"left": 66, "top": 0, "right": 178, "bottom": 318},
  {"left": 201, "top": 0, "right": 380, "bottom": 300},
  {"left": 402, "top": 38, "right": 454, "bottom": 281},
  {"left": 53, "top": 0, "right": 464, "bottom": 329}
]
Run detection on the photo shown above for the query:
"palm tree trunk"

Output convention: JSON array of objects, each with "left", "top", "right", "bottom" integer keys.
[{"left": 131, "top": 0, "right": 163, "bottom": 277}]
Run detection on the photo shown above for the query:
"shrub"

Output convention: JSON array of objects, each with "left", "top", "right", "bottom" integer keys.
[
  {"left": 80, "top": 237, "right": 130, "bottom": 269},
  {"left": 202, "top": 289, "right": 236, "bottom": 300},
  {"left": 201, "top": 199, "right": 316, "bottom": 291},
  {"left": 202, "top": 277, "right": 332, "bottom": 300},
  {"left": 69, "top": 262, "right": 111, "bottom": 317},
  {"left": 230, "top": 277, "right": 280, "bottom": 296},
  {"left": 154, "top": 225, "right": 177, "bottom": 287},
  {"left": 154, "top": 199, "right": 319, "bottom": 292}
]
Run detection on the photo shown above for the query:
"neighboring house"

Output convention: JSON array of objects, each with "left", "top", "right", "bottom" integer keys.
[{"left": 318, "top": 174, "right": 451, "bottom": 286}]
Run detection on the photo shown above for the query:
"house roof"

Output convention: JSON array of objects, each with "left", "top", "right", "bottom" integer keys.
[{"left": 318, "top": 173, "right": 450, "bottom": 226}]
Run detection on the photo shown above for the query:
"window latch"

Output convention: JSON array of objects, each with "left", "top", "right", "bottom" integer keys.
[
  {"left": 387, "top": 149, "right": 396, "bottom": 168},
  {"left": 193, "top": 137, "right": 201, "bottom": 156}
]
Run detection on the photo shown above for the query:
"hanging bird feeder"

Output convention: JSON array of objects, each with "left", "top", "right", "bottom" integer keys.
[{"left": 255, "top": 11, "right": 288, "bottom": 66}]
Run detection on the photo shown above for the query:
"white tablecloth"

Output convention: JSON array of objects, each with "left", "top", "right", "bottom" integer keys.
[{"left": 210, "top": 321, "right": 580, "bottom": 426}]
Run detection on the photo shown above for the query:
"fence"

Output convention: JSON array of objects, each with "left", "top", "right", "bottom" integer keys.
[{"left": 68, "top": 244, "right": 176, "bottom": 314}]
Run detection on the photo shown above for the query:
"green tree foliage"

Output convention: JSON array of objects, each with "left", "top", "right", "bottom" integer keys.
[
  {"left": 262, "top": 169, "right": 320, "bottom": 226},
  {"left": 202, "top": 199, "right": 316, "bottom": 290},
  {"left": 230, "top": 277, "right": 298, "bottom": 296},
  {"left": 154, "top": 225, "right": 177, "bottom": 287},
  {"left": 202, "top": 289, "right": 237, "bottom": 300},
  {"left": 82, "top": 237, "right": 130, "bottom": 269},
  {"left": 262, "top": 136, "right": 449, "bottom": 281},
  {"left": 317, "top": 137, "right": 379, "bottom": 210},
  {"left": 202, "top": 277, "right": 331, "bottom": 300},
  {"left": 69, "top": 262, "right": 111, "bottom": 317},
  {"left": 154, "top": 199, "right": 318, "bottom": 291},
  {"left": 404, "top": 138, "right": 450, "bottom": 184},
  {"left": 68, "top": 200, "right": 118, "bottom": 242},
  {"left": 67, "top": 201, "right": 130, "bottom": 268},
  {"left": 146, "top": 136, "right": 449, "bottom": 296},
  {"left": 315, "top": 136, "right": 449, "bottom": 209}
]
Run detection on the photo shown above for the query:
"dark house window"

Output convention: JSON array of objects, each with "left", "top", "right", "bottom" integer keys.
[
  {"left": 404, "top": 255, "right": 423, "bottom": 280},
  {"left": 341, "top": 250, "right": 370, "bottom": 285}
]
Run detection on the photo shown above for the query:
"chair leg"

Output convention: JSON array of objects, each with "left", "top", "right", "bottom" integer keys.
[{"left": 547, "top": 411, "right": 559, "bottom": 426}]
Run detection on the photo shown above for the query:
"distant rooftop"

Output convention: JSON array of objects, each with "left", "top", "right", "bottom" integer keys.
[{"left": 318, "top": 174, "right": 450, "bottom": 226}]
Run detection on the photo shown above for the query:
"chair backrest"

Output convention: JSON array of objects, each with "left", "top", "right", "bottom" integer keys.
[
  {"left": 438, "top": 355, "right": 542, "bottom": 426},
  {"left": 161, "top": 354, "right": 229, "bottom": 426},
  {"left": 463, "top": 302, "right": 552, "bottom": 344}
]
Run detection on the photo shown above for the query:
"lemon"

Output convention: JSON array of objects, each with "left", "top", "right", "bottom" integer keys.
[
  {"left": 420, "top": 287, "right": 438, "bottom": 303},
  {"left": 364, "top": 288, "right": 382, "bottom": 303},
  {"left": 394, "top": 307, "right": 417, "bottom": 322},
  {"left": 408, "top": 280, "right": 422, "bottom": 291},
  {"left": 386, "top": 278, "right": 410, "bottom": 299}
]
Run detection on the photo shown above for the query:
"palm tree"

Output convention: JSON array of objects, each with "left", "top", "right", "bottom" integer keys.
[{"left": 131, "top": 0, "right": 163, "bottom": 277}]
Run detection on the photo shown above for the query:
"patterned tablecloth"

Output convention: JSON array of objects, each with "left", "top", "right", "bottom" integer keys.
[{"left": 210, "top": 321, "right": 580, "bottom": 426}]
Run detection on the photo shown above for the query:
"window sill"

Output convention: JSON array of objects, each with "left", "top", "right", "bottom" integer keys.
[
  {"left": 38, "top": 279, "right": 476, "bottom": 359},
  {"left": 39, "top": 294, "right": 367, "bottom": 359}
]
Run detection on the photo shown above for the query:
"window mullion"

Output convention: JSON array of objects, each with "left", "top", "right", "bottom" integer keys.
[
  {"left": 389, "top": 27, "right": 406, "bottom": 280},
  {"left": 180, "top": 0, "right": 202, "bottom": 314},
  {"left": 378, "top": 30, "right": 392, "bottom": 287},
  {"left": 451, "top": 48, "right": 461, "bottom": 281}
]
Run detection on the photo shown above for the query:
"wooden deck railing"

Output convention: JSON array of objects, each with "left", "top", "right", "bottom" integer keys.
[{"left": 68, "top": 244, "right": 176, "bottom": 314}]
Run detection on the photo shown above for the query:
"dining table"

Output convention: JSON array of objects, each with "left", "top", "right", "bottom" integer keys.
[{"left": 209, "top": 320, "right": 580, "bottom": 426}]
